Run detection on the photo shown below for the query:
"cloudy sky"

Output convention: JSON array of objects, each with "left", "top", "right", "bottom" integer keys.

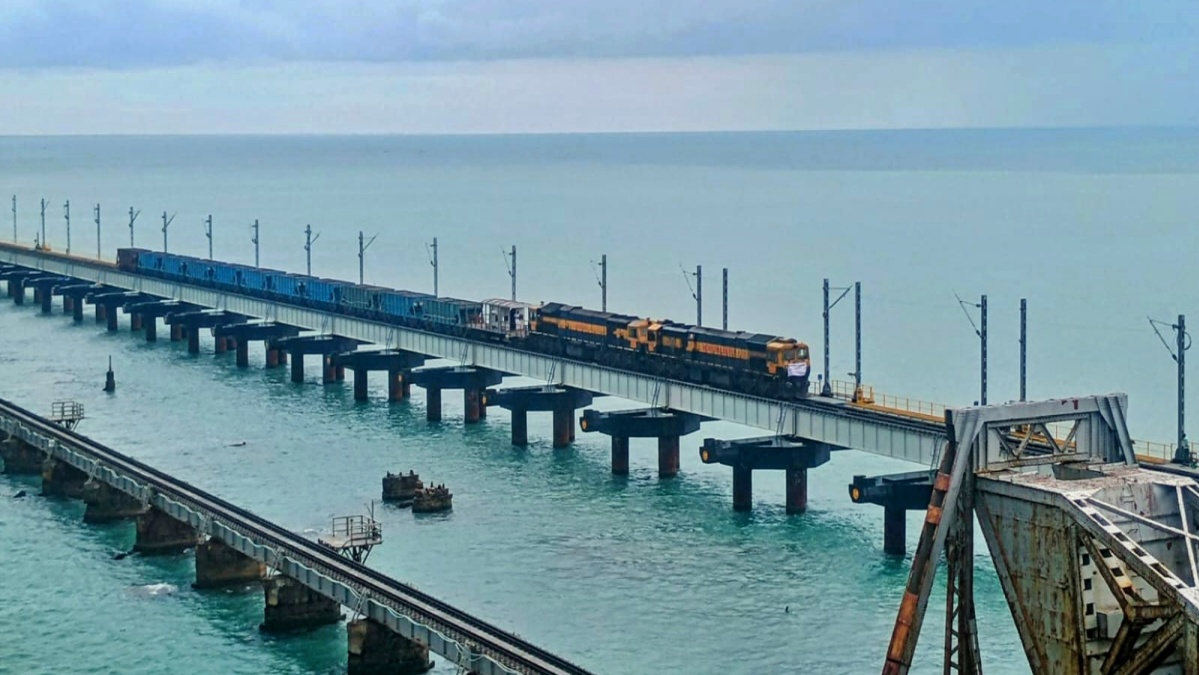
[{"left": 2, "top": 1, "right": 1196, "bottom": 134}]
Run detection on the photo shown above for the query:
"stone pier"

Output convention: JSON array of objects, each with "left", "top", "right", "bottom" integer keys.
[
  {"left": 82, "top": 480, "right": 147, "bottom": 523},
  {"left": 260, "top": 575, "right": 343, "bottom": 632},
  {"left": 134, "top": 507, "right": 201, "bottom": 554},
  {"left": 347, "top": 619, "right": 433, "bottom": 675},
  {"left": 1, "top": 437, "right": 46, "bottom": 475},
  {"left": 194, "top": 538, "right": 267, "bottom": 589},
  {"left": 41, "top": 458, "right": 89, "bottom": 498}
]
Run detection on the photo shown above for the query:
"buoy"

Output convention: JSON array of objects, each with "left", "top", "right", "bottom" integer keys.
[{"left": 104, "top": 356, "right": 116, "bottom": 393}]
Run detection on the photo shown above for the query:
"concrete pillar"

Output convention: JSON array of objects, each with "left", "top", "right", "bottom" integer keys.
[
  {"left": 478, "top": 392, "right": 487, "bottom": 419},
  {"left": 464, "top": 388, "right": 481, "bottom": 424},
  {"left": 611, "top": 436, "right": 630, "bottom": 475},
  {"left": 322, "top": 355, "right": 337, "bottom": 384},
  {"left": 63, "top": 294, "right": 74, "bottom": 314},
  {"left": 235, "top": 338, "right": 250, "bottom": 368},
  {"left": 214, "top": 334, "right": 228, "bottom": 354},
  {"left": 511, "top": 409, "right": 528, "bottom": 446},
  {"left": 39, "top": 287, "right": 52, "bottom": 314},
  {"left": 130, "top": 312, "right": 143, "bottom": 331},
  {"left": 95, "top": 302, "right": 106, "bottom": 323},
  {"left": 387, "top": 370, "right": 408, "bottom": 401},
  {"left": 425, "top": 388, "right": 442, "bottom": 422},
  {"left": 260, "top": 575, "right": 342, "bottom": 632},
  {"left": 71, "top": 296, "right": 84, "bottom": 323},
  {"left": 278, "top": 348, "right": 288, "bottom": 365},
  {"left": 144, "top": 317, "right": 157, "bottom": 342},
  {"left": 134, "top": 507, "right": 200, "bottom": 554},
  {"left": 658, "top": 435, "right": 680, "bottom": 478},
  {"left": 194, "top": 538, "right": 266, "bottom": 589},
  {"left": 348, "top": 618, "right": 433, "bottom": 675},
  {"left": 291, "top": 352, "right": 305, "bottom": 383},
  {"left": 32, "top": 286, "right": 41, "bottom": 304},
  {"left": 785, "top": 467, "right": 808, "bottom": 515},
  {"left": 335, "top": 365, "right": 346, "bottom": 382},
  {"left": 13, "top": 279, "right": 24, "bottom": 305},
  {"left": 1, "top": 437, "right": 46, "bottom": 475},
  {"left": 732, "top": 465, "right": 753, "bottom": 512},
  {"left": 106, "top": 306, "right": 119, "bottom": 332},
  {"left": 82, "top": 480, "right": 147, "bottom": 524},
  {"left": 353, "top": 369, "right": 369, "bottom": 401},
  {"left": 187, "top": 326, "right": 201, "bottom": 354},
  {"left": 170, "top": 323, "right": 183, "bottom": 342},
  {"left": 552, "top": 406, "right": 573, "bottom": 448},
  {"left": 265, "top": 344, "right": 280, "bottom": 368},
  {"left": 42, "top": 458, "right": 89, "bottom": 498},
  {"left": 884, "top": 505, "right": 907, "bottom": 556}
]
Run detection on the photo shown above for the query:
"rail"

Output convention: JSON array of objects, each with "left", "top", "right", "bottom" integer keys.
[{"left": 0, "top": 397, "right": 593, "bottom": 675}]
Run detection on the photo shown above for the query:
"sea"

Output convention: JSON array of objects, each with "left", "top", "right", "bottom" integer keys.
[{"left": 0, "top": 128, "right": 1197, "bottom": 674}]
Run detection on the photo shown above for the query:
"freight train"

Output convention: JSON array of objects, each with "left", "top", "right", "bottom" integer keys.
[{"left": 116, "top": 248, "right": 811, "bottom": 399}]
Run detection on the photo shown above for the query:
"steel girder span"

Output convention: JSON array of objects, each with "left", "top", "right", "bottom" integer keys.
[
  {"left": 882, "top": 394, "right": 1199, "bottom": 675},
  {"left": 0, "top": 245, "right": 946, "bottom": 465}
]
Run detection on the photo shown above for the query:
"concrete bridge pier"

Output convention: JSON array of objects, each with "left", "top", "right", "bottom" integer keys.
[
  {"left": 62, "top": 294, "right": 73, "bottom": 315},
  {"left": 1, "top": 436, "right": 46, "bottom": 474},
  {"left": 700, "top": 436, "right": 833, "bottom": 514},
  {"left": 486, "top": 385, "right": 595, "bottom": 447},
  {"left": 272, "top": 335, "right": 358, "bottom": 384},
  {"left": 214, "top": 320, "right": 301, "bottom": 369},
  {"left": 11, "top": 276, "right": 26, "bottom": 305},
  {"left": 347, "top": 619, "right": 433, "bottom": 675},
  {"left": 581, "top": 408, "right": 703, "bottom": 478},
  {"left": 848, "top": 470, "right": 934, "bottom": 555},
  {"left": 129, "top": 311, "right": 143, "bottom": 332},
  {"left": 260, "top": 575, "right": 343, "bottom": 632},
  {"left": 87, "top": 291, "right": 133, "bottom": 332},
  {"left": 334, "top": 349, "right": 428, "bottom": 402},
  {"left": 134, "top": 507, "right": 201, "bottom": 554},
  {"left": 388, "top": 370, "right": 411, "bottom": 401},
  {"left": 410, "top": 366, "right": 504, "bottom": 423},
  {"left": 60, "top": 285, "right": 95, "bottom": 324},
  {"left": 82, "top": 480, "right": 147, "bottom": 523},
  {"left": 170, "top": 323, "right": 184, "bottom": 341},
  {"left": 41, "top": 458, "right": 89, "bottom": 498},
  {"left": 166, "top": 310, "right": 247, "bottom": 355},
  {"left": 194, "top": 538, "right": 266, "bottom": 589},
  {"left": 94, "top": 302, "right": 106, "bottom": 324}
]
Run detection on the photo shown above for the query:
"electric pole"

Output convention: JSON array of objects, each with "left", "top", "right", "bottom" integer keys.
[
  {"left": 128, "top": 207, "right": 140, "bottom": 248},
  {"left": 251, "top": 219, "right": 260, "bottom": 267},
  {"left": 504, "top": 245, "right": 517, "bottom": 301},
  {"left": 161, "top": 211, "right": 176, "bottom": 253},
  {"left": 682, "top": 265, "right": 702, "bottom": 326},
  {"left": 204, "top": 214, "right": 213, "bottom": 259},
  {"left": 94, "top": 204, "right": 101, "bottom": 260},
  {"left": 592, "top": 254, "right": 607, "bottom": 311},
  {"left": 39, "top": 198, "right": 46, "bottom": 249},
  {"left": 722, "top": 267, "right": 729, "bottom": 330},
  {"left": 63, "top": 200, "right": 71, "bottom": 254},
  {"left": 822, "top": 278, "right": 855, "bottom": 397},
  {"left": 11, "top": 195, "right": 15, "bottom": 242},
  {"left": 426, "top": 237, "right": 439, "bottom": 297},
  {"left": 358, "top": 230, "right": 378, "bottom": 285},
  {"left": 957, "top": 293, "right": 988, "bottom": 405},
  {"left": 853, "top": 282, "right": 862, "bottom": 400},
  {"left": 304, "top": 225, "right": 320, "bottom": 276},
  {"left": 1019, "top": 299, "right": 1027, "bottom": 402},
  {"left": 1150, "top": 314, "right": 1192, "bottom": 464}
]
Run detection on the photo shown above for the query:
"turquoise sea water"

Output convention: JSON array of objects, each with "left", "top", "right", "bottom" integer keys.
[{"left": 1, "top": 128, "right": 1197, "bottom": 674}]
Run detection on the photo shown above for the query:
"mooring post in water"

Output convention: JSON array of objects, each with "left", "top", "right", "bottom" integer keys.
[{"left": 104, "top": 356, "right": 116, "bottom": 393}]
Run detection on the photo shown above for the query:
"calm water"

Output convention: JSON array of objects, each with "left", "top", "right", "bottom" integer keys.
[{"left": 1, "top": 128, "right": 1197, "bottom": 674}]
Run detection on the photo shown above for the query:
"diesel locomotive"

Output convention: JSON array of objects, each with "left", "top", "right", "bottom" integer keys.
[{"left": 116, "top": 247, "right": 811, "bottom": 399}]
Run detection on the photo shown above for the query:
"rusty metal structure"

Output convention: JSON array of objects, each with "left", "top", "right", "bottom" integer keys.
[{"left": 883, "top": 394, "right": 1199, "bottom": 675}]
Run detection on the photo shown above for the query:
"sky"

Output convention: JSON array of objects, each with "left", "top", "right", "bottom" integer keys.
[{"left": 1, "top": 1, "right": 1196, "bottom": 134}]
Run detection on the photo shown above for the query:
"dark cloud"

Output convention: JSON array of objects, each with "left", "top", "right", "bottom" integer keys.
[{"left": 0, "top": 0, "right": 1195, "bottom": 69}]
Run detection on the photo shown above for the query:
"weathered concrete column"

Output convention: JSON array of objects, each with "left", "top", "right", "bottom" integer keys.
[
  {"left": 63, "top": 294, "right": 74, "bottom": 315},
  {"left": 732, "top": 465, "right": 753, "bottom": 512},
  {"left": 130, "top": 312, "right": 143, "bottom": 331},
  {"left": 785, "top": 467, "right": 808, "bottom": 515},
  {"left": 106, "top": 307, "right": 119, "bottom": 332},
  {"left": 335, "top": 365, "right": 345, "bottom": 381},
  {"left": 386, "top": 370, "right": 411, "bottom": 401},
  {"left": 348, "top": 619, "right": 433, "bottom": 675},
  {"left": 883, "top": 505, "right": 906, "bottom": 556},
  {"left": 187, "top": 327, "right": 201, "bottom": 353},
  {"left": 12, "top": 279, "right": 25, "bottom": 305},
  {"left": 463, "top": 388, "right": 482, "bottom": 424},
  {"left": 265, "top": 344, "right": 280, "bottom": 368},
  {"left": 552, "top": 405, "right": 573, "bottom": 448},
  {"left": 72, "top": 296, "right": 84, "bottom": 323},
  {"left": 353, "top": 369, "right": 369, "bottom": 401},
  {"left": 214, "top": 334, "right": 228, "bottom": 354},
  {"left": 322, "top": 355, "right": 337, "bottom": 384},
  {"left": 134, "top": 507, "right": 200, "bottom": 554},
  {"left": 425, "top": 388, "right": 442, "bottom": 422},
  {"left": 170, "top": 323, "right": 184, "bottom": 341},
  {"left": 42, "top": 458, "right": 89, "bottom": 498},
  {"left": 658, "top": 435, "right": 680, "bottom": 478},
  {"left": 194, "top": 538, "right": 266, "bottom": 589},
  {"left": 291, "top": 351, "right": 305, "bottom": 383},
  {"left": 511, "top": 409, "right": 528, "bottom": 446},
  {"left": 82, "top": 480, "right": 147, "bottom": 523},
  {"left": 39, "top": 287, "right": 51, "bottom": 314},
  {"left": 235, "top": 338, "right": 250, "bottom": 368},
  {"left": 144, "top": 316, "right": 157, "bottom": 342},
  {"left": 95, "top": 302, "right": 106, "bottom": 323},
  {"left": 611, "top": 436, "right": 629, "bottom": 475},
  {"left": 260, "top": 575, "right": 342, "bottom": 632},
  {"left": 1, "top": 437, "right": 46, "bottom": 475}
]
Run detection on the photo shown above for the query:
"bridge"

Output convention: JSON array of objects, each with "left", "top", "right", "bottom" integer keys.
[{"left": 0, "top": 396, "right": 595, "bottom": 675}]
